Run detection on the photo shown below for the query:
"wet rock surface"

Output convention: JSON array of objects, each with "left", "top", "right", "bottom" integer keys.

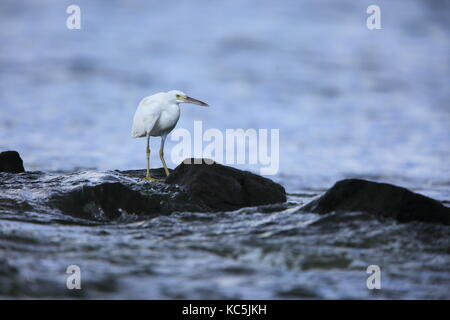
[
  {"left": 301, "top": 179, "right": 450, "bottom": 225},
  {"left": 48, "top": 172, "right": 204, "bottom": 221},
  {"left": 0, "top": 158, "right": 287, "bottom": 221}
]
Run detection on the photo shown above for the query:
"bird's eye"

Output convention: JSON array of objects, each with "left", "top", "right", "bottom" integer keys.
[{"left": 176, "top": 94, "right": 181, "bottom": 99}]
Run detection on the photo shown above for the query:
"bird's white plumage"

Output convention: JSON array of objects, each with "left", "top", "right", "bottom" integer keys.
[
  {"left": 131, "top": 90, "right": 208, "bottom": 180},
  {"left": 131, "top": 91, "right": 182, "bottom": 138}
]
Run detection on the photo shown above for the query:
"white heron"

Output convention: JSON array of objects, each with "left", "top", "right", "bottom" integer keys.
[{"left": 131, "top": 90, "right": 209, "bottom": 181}]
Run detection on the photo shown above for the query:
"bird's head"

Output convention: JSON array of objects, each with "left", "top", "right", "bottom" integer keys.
[{"left": 167, "top": 90, "right": 209, "bottom": 107}]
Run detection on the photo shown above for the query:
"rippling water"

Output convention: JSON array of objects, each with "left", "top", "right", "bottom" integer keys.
[{"left": 0, "top": 0, "right": 449, "bottom": 299}]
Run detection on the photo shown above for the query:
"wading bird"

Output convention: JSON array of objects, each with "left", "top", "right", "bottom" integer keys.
[{"left": 131, "top": 90, "right": 209, "bottom": 181}]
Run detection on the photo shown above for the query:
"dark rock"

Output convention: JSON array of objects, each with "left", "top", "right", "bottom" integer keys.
[
  {"left": 0, "top": 151, "right": 25, "bottom": 173},
  {"left": 48, "top": 168, "right": 205, "bottom": 220},
  {"left": 300, "top": 179, "right": 450, "bottom": 225},
  {"left": 118, "top": 168, "right": 173, "bottom": 180},
  {"left": 0, "top": 160, "right": 286, "bottom": 221},
  {"left": 165, "top": 158, "right": 287, "bottom": 211}
]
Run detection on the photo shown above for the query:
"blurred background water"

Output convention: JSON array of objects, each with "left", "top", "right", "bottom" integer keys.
[
  {"left": 1, "top": 0, "right": 449, "bottom": 181},
  {"left": 0, "top": 0, "right": 449, "bottom": 299}
]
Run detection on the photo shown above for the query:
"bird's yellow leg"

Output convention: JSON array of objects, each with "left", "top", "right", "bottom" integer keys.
[
  {"left": 159, "top": 148, "right": 170, "bottom": 177},
  {"left": 141, "top": 138, "right": 158, "bottom": 182},
  {"left": 159, "top": 135, "right": 170, "bottom": 177}
]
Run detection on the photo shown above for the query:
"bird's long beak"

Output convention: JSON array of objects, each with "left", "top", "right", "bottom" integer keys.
[{"left": 184, "top": 96, "right": 209, "bottom": 107}]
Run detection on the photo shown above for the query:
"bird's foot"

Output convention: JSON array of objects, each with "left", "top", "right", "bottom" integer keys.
[{"left": 141, "top": 176, "right": 164, "bottom": 182}]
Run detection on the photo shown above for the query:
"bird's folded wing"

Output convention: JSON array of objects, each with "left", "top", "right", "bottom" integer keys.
[{"left": 131, "top": 100, "right": 161, "bottom": 138}]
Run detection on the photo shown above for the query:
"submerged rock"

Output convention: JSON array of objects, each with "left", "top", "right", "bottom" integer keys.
[
  {"left": 0, "top": 151, "right": 25, "bottom": 173},
  {"left": 301, "top": 179, "right": 450, "bottom": 225},
  {"left": 48, "top": 174, "right": 204, "bottom": 220},
  {"left": 0, "top": 157, "right": 286, "bottom": 221}
]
